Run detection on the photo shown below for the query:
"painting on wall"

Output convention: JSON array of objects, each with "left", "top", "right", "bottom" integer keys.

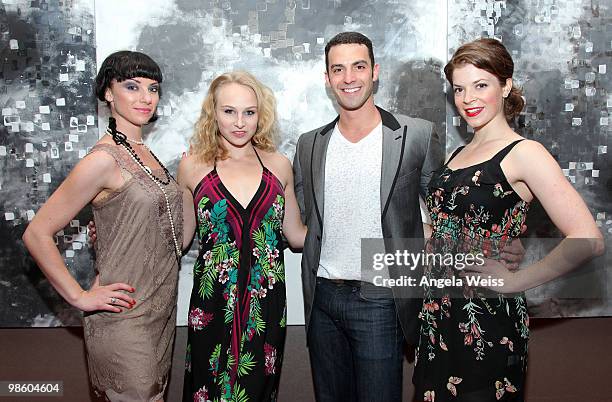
[
  {"left": 446, "top": 0, "right": 611, "bottom": 317},
  {"left": 0, "top": 0, "right": 97, "bottom": 326},
  {"left": 1, "top": 0, "right": 608, "bottom": 327},
  {"left": 94, "top": 0, "right": 449, "bottom": 325}
]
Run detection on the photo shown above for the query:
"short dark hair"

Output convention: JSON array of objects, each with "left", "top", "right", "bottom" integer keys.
[
  {"left": 325, "top": 32, "right": 375, "bottom": 72},
  {"left": 95, "top": 50, "right": 163, "bottom": 102},
  {"left": 95, "top": 50, "right": 163, "bottom": 122}
]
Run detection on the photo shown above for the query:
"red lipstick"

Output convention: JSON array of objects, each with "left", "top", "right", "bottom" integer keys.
[{"left": 465, "top": 107, "right": 483, "bottom": 117}]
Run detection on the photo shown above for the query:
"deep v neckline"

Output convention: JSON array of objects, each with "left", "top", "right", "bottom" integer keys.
[
  {"left": 214, "top": 167, "right": 266, "bottom": 211},
  {"left": 213, "top": 148, "right": 267, "bottom": 211}
]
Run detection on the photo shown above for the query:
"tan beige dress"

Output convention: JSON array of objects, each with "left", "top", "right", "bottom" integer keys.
[{"left": 83, "top": 143, "right": 182, "bottom": 401}]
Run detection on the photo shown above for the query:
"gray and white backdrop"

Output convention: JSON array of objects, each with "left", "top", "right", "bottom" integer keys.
[{"left": 0, "top": 0, "right": 609, "bottom": 327}]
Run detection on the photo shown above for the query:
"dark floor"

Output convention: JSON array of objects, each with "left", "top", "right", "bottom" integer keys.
[{"left": 1, "top": 318, "right": 612, "bottom": 401}]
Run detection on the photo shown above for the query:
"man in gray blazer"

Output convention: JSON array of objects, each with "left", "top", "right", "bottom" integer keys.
[{"left": 293, "top": 32, "right": 444, "bottom": 402}]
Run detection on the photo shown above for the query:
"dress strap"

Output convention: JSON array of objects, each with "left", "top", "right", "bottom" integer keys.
[
  {"left": 213, "top": 148, "right": 264, "bottom": 171},
  {"left": 253, "top": 148, "right": 265, "bottom": 168},
  {"left": 491, "top": 139, "right": 525, "bottom": 164},
  {"left": 445, "top": 146, "right": 465, "bottom": 165}
]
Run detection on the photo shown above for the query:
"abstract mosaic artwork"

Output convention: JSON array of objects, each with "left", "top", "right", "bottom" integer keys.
[
  {"left": 0, "top": 0, "right": 97, "bottom": 326},
  {"left": 95, "top": 0, "right": 448, "bottom": 325},
  {"left": 1, "top": 0, "right": 609, "bottom": 327},
  {"left": 446, "top": 0, "right": 611, "bottom": 316}
]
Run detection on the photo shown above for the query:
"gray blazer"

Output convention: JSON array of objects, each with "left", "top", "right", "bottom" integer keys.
[{"left": 293, "top": 106, "right": 444, "bottom": 343}]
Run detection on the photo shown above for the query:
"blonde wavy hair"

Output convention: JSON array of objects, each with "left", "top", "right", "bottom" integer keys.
[{"left": 190, "top": 71, "right": 278, "bottom": 164}]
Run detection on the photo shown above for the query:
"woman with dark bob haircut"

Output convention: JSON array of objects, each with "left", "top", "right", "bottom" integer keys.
[
  {"left": 412, "top": 38, "right": 604, "bottom": 401},
  {"left": 24, "top": 50, "right": 193, "bottom": 401}
]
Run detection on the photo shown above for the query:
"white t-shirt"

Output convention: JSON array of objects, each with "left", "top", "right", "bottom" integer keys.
[{"left": 318, "top": 122, "right": 384, "bottom": 280}]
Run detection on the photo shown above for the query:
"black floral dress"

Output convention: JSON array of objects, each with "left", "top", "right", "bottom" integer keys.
[
  {"left": 183, "top": 152, "right": 287, "bottom": 402},
  {"left": 413, "top": 140, "right": 530, "bottom": 402}
]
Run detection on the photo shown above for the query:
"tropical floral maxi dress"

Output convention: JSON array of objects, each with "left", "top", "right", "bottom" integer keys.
[
  {"left": 183, "top": 155, "right": 287, "bottom": 402},
  {"left": 413, "top": 140, "right": 530, "bottom": 402}
]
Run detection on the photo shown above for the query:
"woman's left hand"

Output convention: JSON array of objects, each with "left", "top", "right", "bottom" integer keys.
[
  {"left": 459, "top": 258, "right": 524, "bottom": 294},
  {"left": 499, "top": 238, "right": 526, "bottom": 271}
]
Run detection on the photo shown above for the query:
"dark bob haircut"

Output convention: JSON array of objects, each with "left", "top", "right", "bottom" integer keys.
[
  {"left": 95, "top": 51, "right": 163, "bottom": 121},
  {"left": 95, "top": 50, "right": 163, "bottom": 123}
]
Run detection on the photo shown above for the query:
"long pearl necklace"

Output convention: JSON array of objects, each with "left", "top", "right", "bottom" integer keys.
[
  {"left": 124, "top": 145, "right": 181, "bottom": 259},
  {"left": 106, "top": 128, "right": 171, "bottom": 185},
  {"left": 125, "top": 137, "right": 145, "bottom": 146},
  {"left": 106, "top": 124, "right": 181, "bottom": 261}
]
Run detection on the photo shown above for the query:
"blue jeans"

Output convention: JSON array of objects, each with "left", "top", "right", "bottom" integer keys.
[{"left": 307, "top": 277, "right": 404, "bottom": 402}]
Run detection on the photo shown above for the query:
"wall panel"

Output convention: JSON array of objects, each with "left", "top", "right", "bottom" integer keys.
[{"left": 0, "top": 0, "right": 608, "bottom": 327}]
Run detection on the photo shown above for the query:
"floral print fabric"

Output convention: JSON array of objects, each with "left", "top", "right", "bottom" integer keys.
[
  {"left": 413, "top": 140, "right": 530, "bottom": 401},
  {"left": 183, "top": 164, "right": 287, "bottom": 402}
]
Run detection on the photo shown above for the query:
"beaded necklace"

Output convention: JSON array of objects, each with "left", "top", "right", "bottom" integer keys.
[
  {"left": 106, "top": 118, "right": 181, "bottom": 261},
  {"left": 125, "top": 137, "right": 145, "bottom": 146},
  {"left": 105, "top": 127, "right": 171, "bottom": 185}
]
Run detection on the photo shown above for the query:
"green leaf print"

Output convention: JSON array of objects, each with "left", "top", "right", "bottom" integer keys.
[
  {"left": 253, "top": 228, "right": 266, "bottom": 250},
  {"left": 220, "top": 371, "right": 231, "bottom": 395},
  {"left": 259, "top": 256, "right": 271, "bottom": 274},
  {"left": 198, "top": 260, "right": 217, "bottom": 299},
  {"left": 229, "top": 267, "right": 238, "bottom": 283},
  {"left": 193, "top": 259, "right": 202, "bottom": 276},
  {"left": 250, "top": 263, "right": 262, "bottom": 286},
  {"left": 226, "top": 353, "right": 235, "bottom": 370},
  {"left": 265, "top": 225, "right": 277, "bottom": 247},
  {"left": 224, "top": 304, "right": 234, "bottom": 324},
  {"left": 270, "top": 263, "right": 285, "bottom": 283},
  {"left": 211, "top": 200, "right": 229, "bottom": 243},
  {"left": 224, "top": 285, "right": 237, "bottom": 324},
  {"left": 231, "top": 383, "right": 249, "bottom": 402},
  {"left": 262, "top": 195, "right": 284, "bottom": 230},
  {"left": 213, "top": 242, "right": 230, "bottom": 263},
  {"left": 198, "top": 196, "right": 210, "bottom": 211},
  {"left": 237, "top": 352, "right": 256, "bottom": 377},
  {"left": 211, "top": 199, "right": 228, "bottom": 222},
  {"left": 266, "top": 215, "right": 281, "bottom": 230},
  {"left": 250, "top": 296, "right": 266, "bottom": 335},
  {"left": 211, "top": 343, "right": 221, "bottom": 357},
  {"left": 224, "top": 287, "right": 237, "bottom": 324},
  {"left": 209, "top": 343, "right": 221, "bottom": 378},
  {"left": 255, "top": 313, "right": 266, "bottom": 334}
]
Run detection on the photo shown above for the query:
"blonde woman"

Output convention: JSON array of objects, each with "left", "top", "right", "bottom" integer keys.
[{"left": 178, "top": 71, "right": 305, "bottom": 401}]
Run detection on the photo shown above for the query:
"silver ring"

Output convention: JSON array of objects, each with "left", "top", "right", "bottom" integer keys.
[{"left": 110, "top": 297, "right": 117, "bottom": 304}]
